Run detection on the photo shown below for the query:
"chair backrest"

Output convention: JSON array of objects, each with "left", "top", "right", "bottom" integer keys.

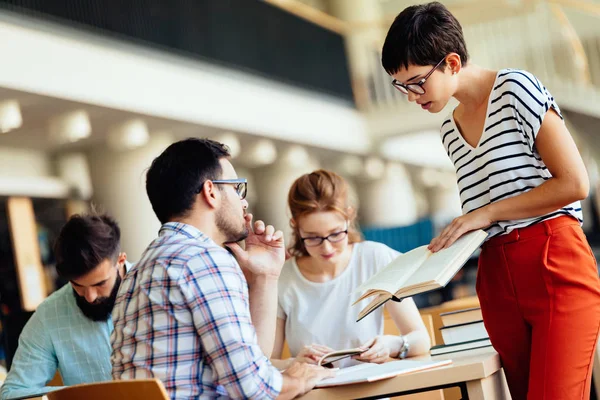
[
  {"left": 383, "top": 309, "right": 437, "bottom": 346},
  {"left": 46, "top": 379, "right": 169, "bottom": 400},
  {"left": 419, "top": 295, "right": 480, "bottom": 345},
  {"left": 48, "top": 371, "right": 64, "bottom": 386}
]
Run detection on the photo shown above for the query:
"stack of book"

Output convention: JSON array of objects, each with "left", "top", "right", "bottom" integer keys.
[{"left": 430, "top": 307, "right": 492, "bottom": 356}]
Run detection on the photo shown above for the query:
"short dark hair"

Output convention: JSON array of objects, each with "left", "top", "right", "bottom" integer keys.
[
  {"left": 146, "top": 138, "right": 230, "bottom": 224},
  {"left": 55, "top": 213, "right": 121, "bottom": 281},
  {"left": 382, "top": 1, "right": 469, "bottom": 75}
]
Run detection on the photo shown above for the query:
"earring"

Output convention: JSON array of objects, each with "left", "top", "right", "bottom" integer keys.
[{"left": 452, "top": 71, "right": 457, "bottom": 75}]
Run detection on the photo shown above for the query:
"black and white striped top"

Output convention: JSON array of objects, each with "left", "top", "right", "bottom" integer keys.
[{"left": 441, "top": 69, "right": 582, "bottom": 238}]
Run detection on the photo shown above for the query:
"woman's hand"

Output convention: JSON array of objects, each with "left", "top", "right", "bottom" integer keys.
[
  {"left": 428, "top": 207, "right": 493, "bottom": 252},
  {"left": 353, "top": 336, "right": 398, "bottom": 364},
  {"left": 295, "top": 344, "right": 335, "bottom": 365}
]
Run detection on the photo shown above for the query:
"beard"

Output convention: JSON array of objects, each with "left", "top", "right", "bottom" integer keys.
[
  {"left": 216, "top": 205, "right": 248, "bottom": 244},
  {"left": 73, "top": 273, "right": 121, "bottom": 322}
]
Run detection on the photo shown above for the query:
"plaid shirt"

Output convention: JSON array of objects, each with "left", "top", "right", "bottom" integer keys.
[{"left": 111, "top": 223, "right": 282, "bottom": 399}]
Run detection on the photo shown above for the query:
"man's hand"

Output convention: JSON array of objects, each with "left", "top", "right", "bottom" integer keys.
[
  {"left": 280, "top": 362, "right": 336, "bottom": 398},
  {"left": 428, "top": 207, "right": 493, "bottom": 252},
  {"left": 226, "top": 213, "right": 285, "bottom": 281}
]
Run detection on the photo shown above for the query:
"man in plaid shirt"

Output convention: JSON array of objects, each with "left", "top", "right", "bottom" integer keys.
[{"left": 111, "top": 138, "right": 333, "bottom": 399}]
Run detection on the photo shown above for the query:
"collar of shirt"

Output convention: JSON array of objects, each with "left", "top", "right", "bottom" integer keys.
[{"left": 159, "top": 222, "right": 212, "bottom": 243}]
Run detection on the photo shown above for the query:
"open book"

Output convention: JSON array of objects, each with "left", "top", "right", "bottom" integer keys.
[{"left": 353, "top": 230, "right": 487, "bottom": 322}]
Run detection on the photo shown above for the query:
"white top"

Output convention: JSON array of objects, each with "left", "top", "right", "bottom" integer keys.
[
  {"left": 441, "top": 69, "right": 582, "bottom": 238},
  {"left": 277, "top": 241, "right": 400, "bottom": 367}
]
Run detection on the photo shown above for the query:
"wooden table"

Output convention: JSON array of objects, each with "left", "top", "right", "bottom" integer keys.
[{"left": 299, "top": 347, "right": 511, "bottom": 400}]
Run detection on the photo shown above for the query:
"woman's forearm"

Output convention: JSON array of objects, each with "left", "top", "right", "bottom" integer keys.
[{"left": 487, "top": 177, "right": 587, "bottom": 223}]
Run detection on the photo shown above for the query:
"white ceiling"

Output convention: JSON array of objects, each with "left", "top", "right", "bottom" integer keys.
[{"left": 0, "top": 87, "right": 216, "bottom": 152}]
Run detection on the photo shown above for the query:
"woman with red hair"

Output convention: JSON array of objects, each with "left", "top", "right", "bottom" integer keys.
[{"left": 271, "top": 169, "right": 431, "bottom": 368}]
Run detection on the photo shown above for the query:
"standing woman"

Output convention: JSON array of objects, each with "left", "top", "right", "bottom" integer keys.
[
  {"left": 271, "top": 170, "right": 430, "bottom": 369},
  {"left": 381, "top": 3, "right": 600, "bottom": 398}
]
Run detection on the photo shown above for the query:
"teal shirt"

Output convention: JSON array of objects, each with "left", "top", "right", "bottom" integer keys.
[{"left": 1, "top": 283, "right": 114, "bottom": 399}]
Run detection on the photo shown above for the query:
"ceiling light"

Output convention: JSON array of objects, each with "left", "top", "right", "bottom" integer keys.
[
  {"left": 364, "top": 157, "right": 385, "bottom": 179},
  {"left": 337, "top": 155, "right": 363, "bottom": 177},
  {"left": 107, "top": 119, "right": 149, "bottom": 150},
  {"left": 0, "top": 100, "right": 23, "bottom": 133},
  {"left": 240, "top": 139, "right": 277, "bottom": 167},
  {"left": 49, "top": 110, "right": 92, "bottom": 143},
  {"left": 215, "top": 132, "right": 241, "bottom": 159},
  {"left": 282, "top": 145, "right": 310, "bottom": 168}
]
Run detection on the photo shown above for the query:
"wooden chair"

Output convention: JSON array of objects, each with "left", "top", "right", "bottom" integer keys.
[
  {"left": 48, "top": 371, "right": 64, "bottom": 386},
  {"left": 418, "top": 296, "right": 481, "bottom": 400},
  {"left": 46, "top": 379, "right": 169, "bottom": 400},
  {"left": 383, "top": 310, "right": 444, "bottom": 400},
  {"left": 419, "top": 296, "right": 481, "bottom": 346}
]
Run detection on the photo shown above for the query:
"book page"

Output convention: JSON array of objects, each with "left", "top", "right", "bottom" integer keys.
[
  {"left": 314, "top": 359, "right": 453, "bottom": 388},
  {"left": 356, "top": 293, "right": 392, "bottom": 322},
  {"left": 401, "top": 230, "right": 487, "bottom": 292},
  {"left": 354, "top": 245, "right": 430, "bottom": 295}
]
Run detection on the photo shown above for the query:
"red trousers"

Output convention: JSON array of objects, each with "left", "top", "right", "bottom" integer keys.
[{"left": 477, "top": 216, "right": 600, "bottom": 400}]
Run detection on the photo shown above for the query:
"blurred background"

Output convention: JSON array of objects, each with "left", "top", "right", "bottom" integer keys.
[{"left": 0, "top": 0, "right": 598, "bottom": 371}]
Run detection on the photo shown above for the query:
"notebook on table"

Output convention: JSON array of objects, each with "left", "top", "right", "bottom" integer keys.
[{"left": 314, "top": 359, "right": 452, "bottom": 388}]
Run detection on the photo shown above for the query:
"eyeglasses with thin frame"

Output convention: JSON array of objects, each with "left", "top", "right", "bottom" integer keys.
[
  {"left": 391, "top": 57, "right": 446, "bottom": 95},
  {"left": 199, "top": 178, "right": 248, "bottom": 200},
  {"left": 301, "top": 224, "right": 349, "bottom": 247}
]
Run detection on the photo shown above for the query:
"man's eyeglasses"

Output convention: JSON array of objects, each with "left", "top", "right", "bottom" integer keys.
[
  {"left": 391, "top": 57, "right": 446, "bottom": 95},
  {"left": 301, "top": 226, "right": 349, "bottom": 247},
  {"left": 201, "top": 178, "right": 248, "bottom": 200}
]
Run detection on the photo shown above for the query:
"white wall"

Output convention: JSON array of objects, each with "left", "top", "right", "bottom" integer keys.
[{"left": 87, "top": 133, "right": 174, "bottom": 261}]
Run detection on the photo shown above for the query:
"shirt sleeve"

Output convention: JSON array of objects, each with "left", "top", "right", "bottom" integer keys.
[
  {"left": 373, "top": 242, "right": 402, "bottom": 272},
  {"left": 0, "top": 310, "right": 63, "bottom": 400},
  {"left": 500, "top": 70, "right": 562, "bottom": 149},
  {"left": 276, "top": 302, "right": 286, "bottom": 320},
  {"left": 180, "top": 250, "right": 282, "bottom": 400}
]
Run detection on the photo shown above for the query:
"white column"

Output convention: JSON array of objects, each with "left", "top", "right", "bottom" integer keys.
[
  {"left": 87, "top": 133, "right": 174, "bottom": 261},
  {"left": 251, "top": 146, "right": 320, "bottom": 242},
  {"left": 358, "top": 163, "right": 419, "bottom": 227}
]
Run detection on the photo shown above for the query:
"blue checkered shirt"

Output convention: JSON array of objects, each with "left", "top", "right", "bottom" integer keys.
[
  {"left": 111, "top": 223, "right": 282, "bottom": 399},
  {"left": 1, "top": 261, "right": 132, "bottom": 400}
]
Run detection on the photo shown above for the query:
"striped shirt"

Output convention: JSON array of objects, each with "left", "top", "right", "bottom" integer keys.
[
  {"left": 110, "top": 223, "right": 282, "bottom": 399},
  {"left": 441, "top": 69, "right": 582, "bottom": 238}
]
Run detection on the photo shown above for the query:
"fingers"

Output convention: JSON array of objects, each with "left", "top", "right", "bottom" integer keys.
[
  {"left": 243, "top": 213, "right": 254, "bottom": 235},
  {"left": 224, "top": 242, "right": 246, "bottom": 262},
  {"left": 251, "top": 220, "right": 282, "bottom": 244},
  {"left": 264, "top": 224, "right": 275, "bottom": 241},
  {"left": 429, "top": 219, "right": 460, "bottom": 252},
  {"left": 360, "top": 337, "right": 375, "bottom": 350},
  {"left": 254, "top": 219, "right": 265, "bottom": 235},
  {"left": 310, "top": 344, "right": 334, "bottom": 353}
]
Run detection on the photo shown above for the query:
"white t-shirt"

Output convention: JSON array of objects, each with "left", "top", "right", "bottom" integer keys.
[
  {"left": 441, "top": 69, "right": 582, "bottom": 238},
  {"left": 277, "top": 241, "right": 400, "bottom": 367}
]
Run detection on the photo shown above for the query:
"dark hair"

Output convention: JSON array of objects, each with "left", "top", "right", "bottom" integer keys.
[
  {"left": 146, "top": 138, "right": 230, "bottom": 224},
  {"left": 381, "top": 1, "right": 469, "bottom": 75},
  {"left": 55, "top": 213, "right": 121, "bottom": 280},
  {"left": 288, "top": 169, "right": 362, "bottom": 257}
]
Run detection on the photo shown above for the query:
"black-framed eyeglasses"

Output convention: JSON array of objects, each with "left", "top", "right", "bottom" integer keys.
[
  {"left": 203, "top": 178, "right": 248, "bottom": 200},
  {"left": 301, "top": 226, "right": 349, "bottom": 247},
  {"left": 391, "top": 57, "right": 446, "bottom": 95}
]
